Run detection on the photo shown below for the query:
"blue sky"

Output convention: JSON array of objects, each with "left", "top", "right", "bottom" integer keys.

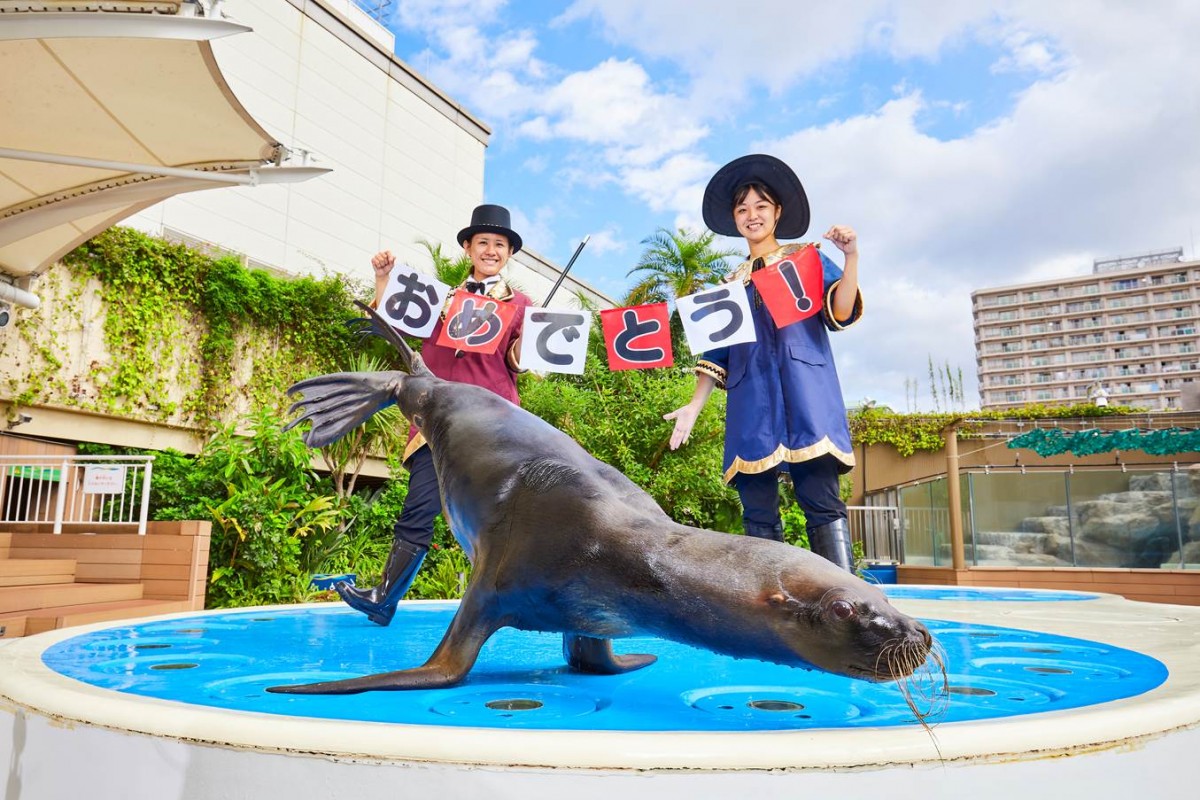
[{"left": 363, "top": 0, "right": 1200, "bottom": 411}]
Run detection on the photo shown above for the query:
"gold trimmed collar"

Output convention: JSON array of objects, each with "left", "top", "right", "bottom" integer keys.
[
  {"left": 725, "top": 242, "right": 817, "bottom": 286},
  {"left": 441, "top": 276, "right": 515, "bottom": 317}
]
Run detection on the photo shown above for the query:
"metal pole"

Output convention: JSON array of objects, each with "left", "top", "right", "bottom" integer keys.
[
  {"left": 53, "top": 458, "right": 69, "bottom": 534},
  {"left": 0, "top": 148, "right": 327, "bottom": 187},
  {"left": 542, "top": 235, "right": 590, "bottom": 308},
  {"left": 138, "top": 457, "right": 154, "bottom": 536}
]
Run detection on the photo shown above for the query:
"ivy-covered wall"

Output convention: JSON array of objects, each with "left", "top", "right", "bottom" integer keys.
[{"left": 1, "top": 228, "right": 364, "bottom": 430}]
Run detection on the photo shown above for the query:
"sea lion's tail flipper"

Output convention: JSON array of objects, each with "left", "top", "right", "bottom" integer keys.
[
  {"left": 348, "top": 300, "right": 432, "bottom": 377},
  {"left": 267, "top": 589, "right": 499, "bottom": 694},
  {"left": 563, "top": 634, "right": 657, "bottom": 674},
  {"left": 284, "top": 371, "right": 406, "bottom": 448}
]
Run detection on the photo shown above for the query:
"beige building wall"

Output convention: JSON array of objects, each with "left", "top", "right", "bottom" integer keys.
[
  {"left": 972, "top": 248, "right": 1200, "bottom": 411},
  {"left": 123, "top": 0, "right": 610, "bottom": 308},
  {"left": 126, "top": 0, "right": 490, "bottom": 288}
]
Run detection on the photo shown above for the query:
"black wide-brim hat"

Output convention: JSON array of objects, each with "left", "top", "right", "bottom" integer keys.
[
  {"left": 702, "top": 154, "right": 809, "bottom": 239},
  {"left": 457, "top": 203, "right": 522, "bottom": 254}
]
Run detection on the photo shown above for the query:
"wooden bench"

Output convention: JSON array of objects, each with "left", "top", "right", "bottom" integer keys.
[{"left": 0, "top": 521, "right": 210, "bottom": 638}]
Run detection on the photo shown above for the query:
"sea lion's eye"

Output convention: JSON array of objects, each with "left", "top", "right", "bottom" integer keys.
[{"left": 829, "top": 599, "right": 856, "bottom": 621}]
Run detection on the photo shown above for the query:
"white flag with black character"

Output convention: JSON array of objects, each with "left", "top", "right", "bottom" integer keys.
[
  {"left": 378, "top": 266, "right": 450, "bottom": 338},
  {"left": 518, "top": 308, "right": 592, "bottom": 375},
  {"left": 676, "top": 283, "right": 757, "bottom": 354}
]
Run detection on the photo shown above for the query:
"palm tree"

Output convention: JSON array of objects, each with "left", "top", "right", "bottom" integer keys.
[
  {"left": 624, "top": 227, "right": 739, "bottom": 305},
  {"left": 624, "top": 228, "right": 739, "bottom": 361},
  {"left": 417, "top": 238, "right": 472, "bottom": 286}
]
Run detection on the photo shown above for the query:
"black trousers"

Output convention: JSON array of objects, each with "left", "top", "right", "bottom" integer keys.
[
  {"left": 393, "top": 447, "right": 441, "bottom": 548},
  {"left": 734, "top": 454, "right": 846, "bottom": 531}
]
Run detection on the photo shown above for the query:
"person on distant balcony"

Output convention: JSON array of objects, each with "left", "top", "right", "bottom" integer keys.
[
  {"left": 662, "top": 154, "right": 862, "bottom": 571},
  {"left": 335, "top": 204, "right": 531, "bottom": 625},
  {"left": 1089, "top": 382, "right": 1110, "bottom": 407}
]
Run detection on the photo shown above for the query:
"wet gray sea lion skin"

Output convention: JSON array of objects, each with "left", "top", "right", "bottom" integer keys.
[{"left": 269, "top": 306, "right": 932, "bottom": 695}]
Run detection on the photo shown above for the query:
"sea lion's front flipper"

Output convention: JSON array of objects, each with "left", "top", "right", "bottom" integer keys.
[
  {"left": 283, "top": 371, "right": 406, "bottom": 448},
  {"left": 563, "top": 634, "right": 657, "bottom": 675},
  {"left": 267, "top": 591, "right": 499, "bottom": 695}
]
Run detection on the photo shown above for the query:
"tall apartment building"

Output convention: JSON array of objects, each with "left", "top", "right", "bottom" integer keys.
[{"left": 973, "top": 247, "right": 1200, "bottom": 410}]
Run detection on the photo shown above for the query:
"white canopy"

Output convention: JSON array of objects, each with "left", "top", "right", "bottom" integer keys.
[{"left": 0, "top": 3, "right": 329, "bottom": 308}]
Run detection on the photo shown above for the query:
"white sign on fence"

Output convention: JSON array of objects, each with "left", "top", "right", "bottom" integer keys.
[{"left": 83, "top": 465, "right": 126, "bottom": 494}]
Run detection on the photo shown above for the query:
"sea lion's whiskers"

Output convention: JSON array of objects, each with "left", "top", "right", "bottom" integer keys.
[
  {"left": 887, "top": 640, "right": 946, "bottom": 760},
  {"left": 887, "top": 635, "right": 949, "bottom": 757}
]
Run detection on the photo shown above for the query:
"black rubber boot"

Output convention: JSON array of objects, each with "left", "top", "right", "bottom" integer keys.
[
  {"left": 744, "top": 521, "right": 784, "bottom": 542},
  {"left": 335, "top": 540, "right": 428, "bottom": 626},
  {"left": 808, "top": 518, "right": 854, "bottom": 571}
]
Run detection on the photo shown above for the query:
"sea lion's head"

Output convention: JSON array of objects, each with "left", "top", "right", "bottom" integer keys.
[{"left": 763, "top": 557, "right": 934, "bottom": 683}]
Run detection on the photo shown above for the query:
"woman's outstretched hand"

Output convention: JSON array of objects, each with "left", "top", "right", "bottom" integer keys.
[{"left": 664, "top": 404, "right": 700, "bottom": 450}]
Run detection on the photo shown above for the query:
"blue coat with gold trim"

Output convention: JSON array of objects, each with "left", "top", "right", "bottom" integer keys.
[{"left": 696, "top": 244, "right": 861, "bottom": 484}]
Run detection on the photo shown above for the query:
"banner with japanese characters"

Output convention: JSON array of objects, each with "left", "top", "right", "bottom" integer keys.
[
  {"left": 749, "top": 245, "right": 823, "bottom": 329},
  {"left": 434, "top": 289, "right": 519, "bottom": 355},
  {"left": 377, "top": 266, "right": 450, "bottom": 338},
  {"left": 600, "top": 303, "right": 673, "bottom": 370},
  {"left": 676, "top": 282, "right": 757, "bottom": 354},
  {"left": 519, "top": 309, "right": 592, "bottom": 374}
]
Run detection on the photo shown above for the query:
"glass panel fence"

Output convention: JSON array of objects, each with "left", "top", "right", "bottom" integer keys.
[
  {"left": 880, "top": 468, "right": 1199, "bottom": 570},
  {"left": 967, "top": 472, "right": 1069, "bottom": 566},
  {"left": 1067, "top": 470, "right": 1183, "bottom": 569},
  {"left": 898, "top": 479, "right": 949, "bottom": 566}
]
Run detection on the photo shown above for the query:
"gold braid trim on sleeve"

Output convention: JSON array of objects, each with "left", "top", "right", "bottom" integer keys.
[
  {"left": 824, "top": 279, "right": 864, "bottom": 331},
  {"left": 506, "top": 338, "right": 526, "bottom": 373},
  {"left": 695, "top": 360, "right": 727, "bottom": 390}
]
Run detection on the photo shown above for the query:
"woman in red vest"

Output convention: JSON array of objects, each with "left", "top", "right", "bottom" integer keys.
[{"left": 336, "top": 204, "right": 532, "bottom": 625}]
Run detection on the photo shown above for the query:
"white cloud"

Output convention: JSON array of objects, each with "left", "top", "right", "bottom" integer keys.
[
  {"left": 619, "top": 152, "right": 714, "bottom": 215},
  {"left": 991, "top": 30, "right": 1068, "bottom": 75},
  {"left": 582, "top": 226, "right": 627, "bottom": 257},
  {"left": 560, "top": 0, "right": 888, "bottom": 102},
  {"left": 528, "top": 60, "right": 708, "bottom": 166},
  {"left": 508, "top": 205, "right": 557, "bottom": 255},
  {"left": 522, "top": 154, "right": 549, "bottom": 174}
]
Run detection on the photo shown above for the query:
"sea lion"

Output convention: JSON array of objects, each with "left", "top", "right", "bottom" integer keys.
[{"left": 269, "top": 304, "right": 933, "bottom": 695}]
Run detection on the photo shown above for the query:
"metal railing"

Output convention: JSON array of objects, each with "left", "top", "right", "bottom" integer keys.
[
  {"left": 0, "top": 455, "right": 154, "bottom": 535},
  {"left": 847, "top": 505, "right": 902, "bottom": 563}
]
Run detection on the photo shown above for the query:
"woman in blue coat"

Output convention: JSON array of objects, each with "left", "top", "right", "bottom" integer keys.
[{"left": 664, "top": 154, "right": 862, "bottom": 570}]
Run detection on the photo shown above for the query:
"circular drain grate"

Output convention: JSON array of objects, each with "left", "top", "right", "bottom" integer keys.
[
  {"left": 748, "top": 700, "right": 805, "bottom": 712},
  {"left": 485, "top": 699, "right": 544, "bottom": 711}
]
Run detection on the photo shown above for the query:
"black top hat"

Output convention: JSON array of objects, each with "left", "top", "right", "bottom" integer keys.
[
  {"left": 457, "top": 204, "right": 523, "bottom": 254},
  {"left": 702, "top": 154, "right": 809, "bottom": 239}
]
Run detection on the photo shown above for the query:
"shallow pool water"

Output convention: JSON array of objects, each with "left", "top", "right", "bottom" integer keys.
[
  {"left": 41, "top": 601, "right": 1166, "bottom": 731},
  {"left": 881, "top": 586, "right": 1099, "bottom": 602}
]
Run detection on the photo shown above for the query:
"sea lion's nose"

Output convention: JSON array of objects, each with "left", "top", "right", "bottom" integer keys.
[{"left": 916, "top": 621, "right": 932, "bottom": 649}]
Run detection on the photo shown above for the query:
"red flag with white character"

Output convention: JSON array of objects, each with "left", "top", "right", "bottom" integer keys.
[
  {"left": 434, "top": 290, "right": 518, "bottom": 355},
  {"left": 750, "top": 245, "right": 823, "bottom": 329},
  {"left": 600, "top": 303, "right": 673, "bottom": 370}
]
